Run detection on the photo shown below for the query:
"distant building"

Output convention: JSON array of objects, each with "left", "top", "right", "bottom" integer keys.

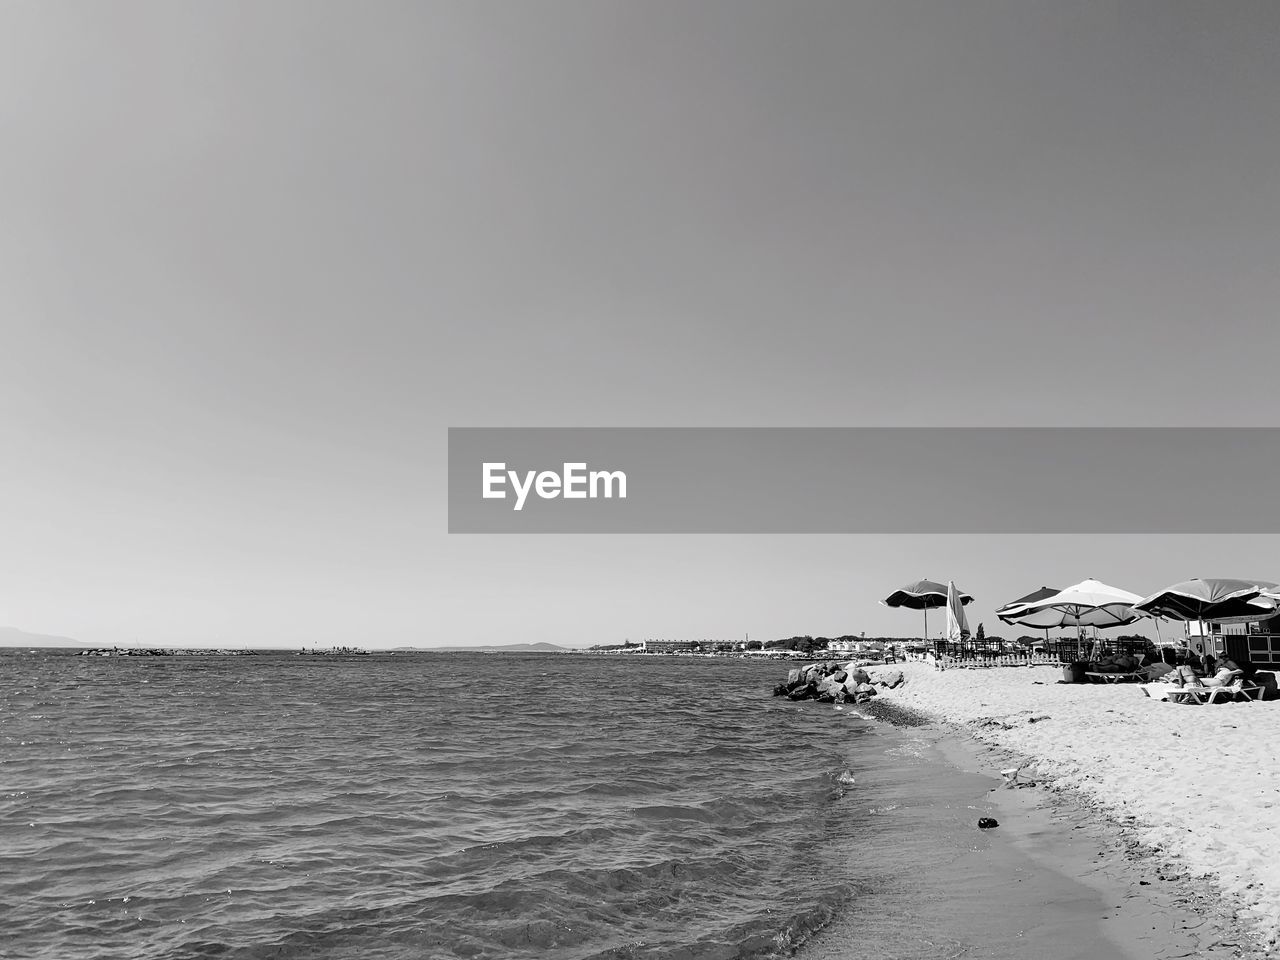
[{"left": 640, "top": 640, "right": 698, "bottom": 654}]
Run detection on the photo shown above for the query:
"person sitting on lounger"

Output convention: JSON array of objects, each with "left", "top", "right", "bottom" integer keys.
[{"left": 1199, "top": 658, "right": 1245, "bottom": 688}]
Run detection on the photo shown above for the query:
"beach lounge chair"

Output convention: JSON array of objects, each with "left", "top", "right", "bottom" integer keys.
[
  {"left": 1085, "top": 671, "right": 1144, "bottom": 683},
  {"left": 1186, "top": 681, "right": 1264, "bottom": 704},
  {"left": 1139, "top": 679, "right": 1264, "bottom": 704},
  {"left": 1139, "top": 681, "right": 1186, "bottom": 702}
]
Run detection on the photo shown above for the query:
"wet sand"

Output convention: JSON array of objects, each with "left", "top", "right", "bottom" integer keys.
[
  {"left": 869, "top": 660, "right": 1280, "bottom": 946},
  {"left": 937, "top": 732, "right": 1250, "bottom": 959},
  {"left": 802, "top": 715, "right": 1257, "bottom": 960}
]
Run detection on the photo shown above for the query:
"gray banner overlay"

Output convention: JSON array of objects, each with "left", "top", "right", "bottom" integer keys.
[{"left": 448, "top": 428, "right": 1280, "bottom": 533}]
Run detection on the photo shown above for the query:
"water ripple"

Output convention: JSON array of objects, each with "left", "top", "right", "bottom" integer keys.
[{"left": 3, "top": 651, "right": 882, "bottom": 960}]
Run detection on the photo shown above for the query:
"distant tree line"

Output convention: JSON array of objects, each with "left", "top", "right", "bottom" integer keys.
[{"left": 587, "top": 629, "right": 1162, "bottom": 654}]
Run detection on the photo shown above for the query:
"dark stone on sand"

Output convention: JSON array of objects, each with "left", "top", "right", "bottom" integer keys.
[
  {"left": 978, "top": 818, "right": 998, "bottom": 829},
  {"left": 876, "top": 670, "right": 905, "bottom": 689}
]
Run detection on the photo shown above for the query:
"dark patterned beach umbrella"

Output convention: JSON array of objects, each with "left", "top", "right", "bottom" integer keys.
[
  {"left": 882, "top": 580, "right": 973, "bottom": 642},
  {"left": 996, "top": 586, "right": 1062, "bottom": 645},
  {"left": 1136, "top": 579, "right": 1279, "bottom": 654},
  {"left": 995, "top": 587, "right": 1061, "bottom": 626},
  {"left": 1134, "top": 578, "right": 1279, "bottom": 623}
]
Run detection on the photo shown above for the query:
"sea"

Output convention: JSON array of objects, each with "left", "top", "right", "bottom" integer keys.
[{"left": 1, "top": 650, "right": 1022, "bottom": 960}]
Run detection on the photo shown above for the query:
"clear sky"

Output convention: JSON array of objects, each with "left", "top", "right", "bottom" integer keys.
[{"left": 2, "top": 2, "right": 1278, "bottom": 647}]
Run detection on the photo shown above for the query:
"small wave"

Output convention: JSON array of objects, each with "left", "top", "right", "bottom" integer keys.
[{"left": 3, "top": 651, "right": 878, "bottom": 960}]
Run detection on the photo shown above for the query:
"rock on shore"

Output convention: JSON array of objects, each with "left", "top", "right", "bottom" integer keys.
[{"left": 772, "top": 661, "right": 904, "bottom": 703}]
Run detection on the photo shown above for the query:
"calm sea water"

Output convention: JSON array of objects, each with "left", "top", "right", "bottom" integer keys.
[{"left": 1, "top": 651, "right": 997, "bottom": 960}]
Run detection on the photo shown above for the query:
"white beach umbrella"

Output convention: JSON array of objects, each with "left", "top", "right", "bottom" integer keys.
[
  {"left": 944, "top": 580, "right": 971, "bottom": 643},
  {"left": 1008, "top": 578, "right": 1144, "bottom": 656},
  {"left": 1007, "top": 578, "right": 1143, "bottom": 630}
]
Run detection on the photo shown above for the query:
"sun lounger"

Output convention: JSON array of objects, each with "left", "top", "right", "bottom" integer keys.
[
  {"left": 1139, "top": 681, "right": 1264, "bottom": 704},
  {"left": 1085, "top": 671, "right": 1144, "bottom": 683}
]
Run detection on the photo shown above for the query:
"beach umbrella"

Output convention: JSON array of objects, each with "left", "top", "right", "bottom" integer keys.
[
  {"left": 944, "top": 580, "right": 971, "bottom": 642},
  {"left": 1005, "top": 578, "right": 1142, "bottom": 629},
  {"left": 1134, "top": 578, "right": 1279, "bottom": 623},
  {"left": 996, "top": 586, "right": 1062, "bottom": 647},
  {"left": 996, "top": 587, "right": 1061, "bottom": 623},
  {"left": 882, "top": 579, "right": 973, "bottom": 642},
  {"left": 1134, "top": 578, "right": 1279, "bottom": 656},
  {"left": 1007, "top": 578, "right": 1144, "bottom": 656}
]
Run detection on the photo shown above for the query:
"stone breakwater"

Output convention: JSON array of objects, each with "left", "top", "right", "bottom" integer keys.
[
  {"left": 771, "top": 660, "right": 904, "bottom": 704},
  {"left": 77, "top": 648, "right": 259, "bottom": 657}
]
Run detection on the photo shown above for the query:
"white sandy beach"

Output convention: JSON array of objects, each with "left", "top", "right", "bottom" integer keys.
[{"left": 871, "top": 662, "right": 1280, "bottom": 953}]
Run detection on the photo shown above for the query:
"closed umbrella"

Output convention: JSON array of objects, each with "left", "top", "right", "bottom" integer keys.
[
  {"left": 882, "top": 579, "right": 973, "bottom": 642},
  {"left": 945, "top": 580, "right": 971, "bottom": 643}
]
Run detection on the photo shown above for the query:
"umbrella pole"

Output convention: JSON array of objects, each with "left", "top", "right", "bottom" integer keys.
[{"left": 924, "top": 608, "right": 929, "bottom": 645}]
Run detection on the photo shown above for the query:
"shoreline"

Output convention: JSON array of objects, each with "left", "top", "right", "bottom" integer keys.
[
  {"left": 864, "top": 663, "right": 1276, "bottom": 956},
  {"left": 803, "top": 701, "right": 1250, "bottom": 960},
  {"left": 936, "top": 729, "right": 1248, "bottom": 959}
]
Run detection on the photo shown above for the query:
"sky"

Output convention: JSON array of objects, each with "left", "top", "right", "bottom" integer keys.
[{"left": 2, "top": 1, "right": 1279, "bottom": 647}]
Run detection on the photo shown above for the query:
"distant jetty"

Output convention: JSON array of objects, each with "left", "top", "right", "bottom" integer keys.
[
  {"left": 78, "top": 647, "right": 259, "bottom": 657},
  {"left": 297, "top": 646, "right": 369, "bottom": 656}
]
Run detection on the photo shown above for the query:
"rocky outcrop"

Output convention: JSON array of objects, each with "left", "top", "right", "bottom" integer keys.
[
  {"left": 772, "top": 661, "right": 905, "bottom": 704},
  {"left": 78, "top": 648, "right": 259, "bottom": 657}
]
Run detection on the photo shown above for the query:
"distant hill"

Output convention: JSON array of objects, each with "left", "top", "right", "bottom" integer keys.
[
  {"left": 389, "top": 642, "right": 573, "bottom": 653},
  {"left": 0, "top": 626, "right": 86, "bottom": 648}
]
